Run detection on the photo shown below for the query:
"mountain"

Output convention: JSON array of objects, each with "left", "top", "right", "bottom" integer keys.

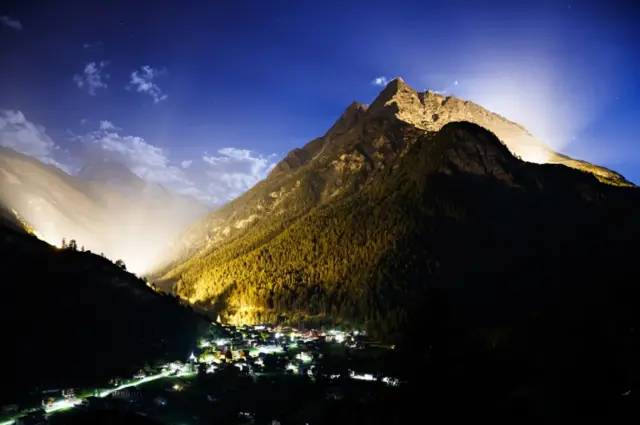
[
  {"left": 156, "top": 79, "right": 632, "bottom": 274},
  {"left": 156, "top": 78, "right": 639, "bottom": 333},
  {"left": 0, "top": 147, "right": 209, "bottom": 274},
  {"left": 0, "top": 217, "right": 209, "bottom": 403},
  {"left": 153, "top": 83, "right": 640, "bottom": 416}
]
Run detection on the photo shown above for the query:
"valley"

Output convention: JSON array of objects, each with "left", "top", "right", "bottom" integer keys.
[{"left": 2, "top": 78, "right": 640, "bottom": 421}]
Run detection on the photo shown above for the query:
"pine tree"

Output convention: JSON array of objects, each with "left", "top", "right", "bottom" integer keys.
[{"left": 115, "top": 259, "right": 127, "bottom": 271}]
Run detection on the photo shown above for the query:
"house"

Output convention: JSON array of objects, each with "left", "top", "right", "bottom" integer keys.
[{"left": 110, "top": 388, "right": 143, "bottom": 402}]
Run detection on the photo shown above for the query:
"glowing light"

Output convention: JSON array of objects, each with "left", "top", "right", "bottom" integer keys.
[
  {"left": 519, "top": 146, "right": 551, "bottom": 164},
  {"left": 32, "top": 231, "right": 62, "bottom": 248},
  {"left": 351, "top": 373, "right": 376, "bottom": 381},
  {"left": 286, "top": 363, "right": 298, "bottom": 372},
  {"left": 215, "top": 338, "right": 229, "bottom": 346},
  {"left": 98, "top": 371, "right": 171, "bottom": 397},
  {"left": 44, "top": 399, "right": 81, "bottom": 413},
  {"left": 296, "top": 352, "right": 312, "bottom": 363}
]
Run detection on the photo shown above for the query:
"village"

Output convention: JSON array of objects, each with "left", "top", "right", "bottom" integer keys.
[{"left": 2, "top": 324, "right": 402, "bottom": 425}]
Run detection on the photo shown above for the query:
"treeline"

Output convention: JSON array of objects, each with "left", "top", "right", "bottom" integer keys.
[{"left": 59, "top": 237, "right": 127, "bottom": 271}]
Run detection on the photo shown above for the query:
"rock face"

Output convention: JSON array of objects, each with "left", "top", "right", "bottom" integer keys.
[{"left": 369, "top": 78, "right": 627, "bottom": 183}]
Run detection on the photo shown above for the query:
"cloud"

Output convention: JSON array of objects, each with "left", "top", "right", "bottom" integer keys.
[
  {"left": 202, "top": 148, "right": 277, "bottom": 203},
  {"left": 0, "top": 15, "right": 22, "bottom": 30},
  {"left": 1, "top": 112, "right": 277, "bottom": 205},
  {"left": 431, "top": 79, "right": 460, "bottom": 96},
  {"left": 99, "top": 120, "right": 116, "bottom": 130},
  {"left": 0, "top": 110, "right": 56, "bottom": 159},
  {"left": 74, "top": 61, "right": 109, "bottom": 95},
  {"left": 0, "top": 110, "right": 70, "bottom": 172},
  {"left": 371, "top": 76, "right": 389, "bottom": 87},
  {"left": 76, "top": 127, "right": 189, "bottom": 188},
  {"left": 128, "top": 66, "right": 167, "bottom": 103}
]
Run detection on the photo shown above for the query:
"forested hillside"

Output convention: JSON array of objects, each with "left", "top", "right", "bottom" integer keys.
[{"left": 161, "top": 121, "right": 640, "bottom": 343}]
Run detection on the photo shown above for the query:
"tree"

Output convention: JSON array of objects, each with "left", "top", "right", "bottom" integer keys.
[
  {"left": 61, "top": 238, "right": 67, "bottom": 249},
  {"left": 68, "top": 239, "right": 78, "bottom": 251},
  {"left": 115, "top": 259, "right": 127, "bottom": 271}
]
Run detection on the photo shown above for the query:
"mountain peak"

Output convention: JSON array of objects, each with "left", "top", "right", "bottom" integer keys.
[
  {"left": 77, "top": 159, "right": 143, "bottom": 185},
  {"left": 368, "top": 77, "right": 419, "bottom": 116}
]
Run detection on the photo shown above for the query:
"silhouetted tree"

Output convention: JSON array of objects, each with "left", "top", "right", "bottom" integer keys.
[
  {"left": 115, "top": 259, "right": 127, "bottom": 271},
  {"left": 61, "top": 238, "right": 67, "bottom": 249},
  {"left": 68, "top": 239, "right": 78, "bottom": 251}
]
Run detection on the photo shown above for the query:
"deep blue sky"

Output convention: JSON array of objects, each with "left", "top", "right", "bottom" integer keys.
[{"left": 1, "top": 0, "right": 639, "bottom": 203}]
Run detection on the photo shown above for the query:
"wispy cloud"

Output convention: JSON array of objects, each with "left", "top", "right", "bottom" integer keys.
[
  {"left": 128, "top": 66, "right": 167, "bottom": 103},
  {"left": 2, "top": 113, "right": 278, "bottom": 205},
  {"left": 99, "top": 120, "right": 117, "bottom": 130},
  {"left": 433, "top": 80, "right": 459, "bottom": 95},
  {"left": 76, "top": 125, "right": 189, "bottom": 188},
  {"left": 73, "top": 61, "right": 109, "bottom": 95},
  {"left": 0, "top": 15, "right": 22, "bottom": 30},
  {"left": 202, "top": 148, "right": 277, "bottom": 203},
  {"left": 0, "top": 110, "right": 69, "bottom": 172},
  {"left": 371, "top": 76, "right": 389, "bottom": 87}
]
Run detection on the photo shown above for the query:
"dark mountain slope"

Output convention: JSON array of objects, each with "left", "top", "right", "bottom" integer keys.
[
  {"left": 0, "top": 221, "right": 209, "bottom": 403},
  {"left": 161, "top": 121, "right": 640, "bottom": 343}
]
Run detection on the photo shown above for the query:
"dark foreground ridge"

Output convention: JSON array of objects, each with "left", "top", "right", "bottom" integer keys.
[{"left": 0, "top": 216, "right": 209, "bottom": 404}]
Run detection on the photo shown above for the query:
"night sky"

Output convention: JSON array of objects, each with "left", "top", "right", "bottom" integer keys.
[{"left": 1, "top": 0, "right": 638, "bottom": 204}]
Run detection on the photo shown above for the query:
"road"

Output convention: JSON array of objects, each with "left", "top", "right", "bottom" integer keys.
[{"left": 1, "top": 370, "right": 197, "bottom": 424}]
